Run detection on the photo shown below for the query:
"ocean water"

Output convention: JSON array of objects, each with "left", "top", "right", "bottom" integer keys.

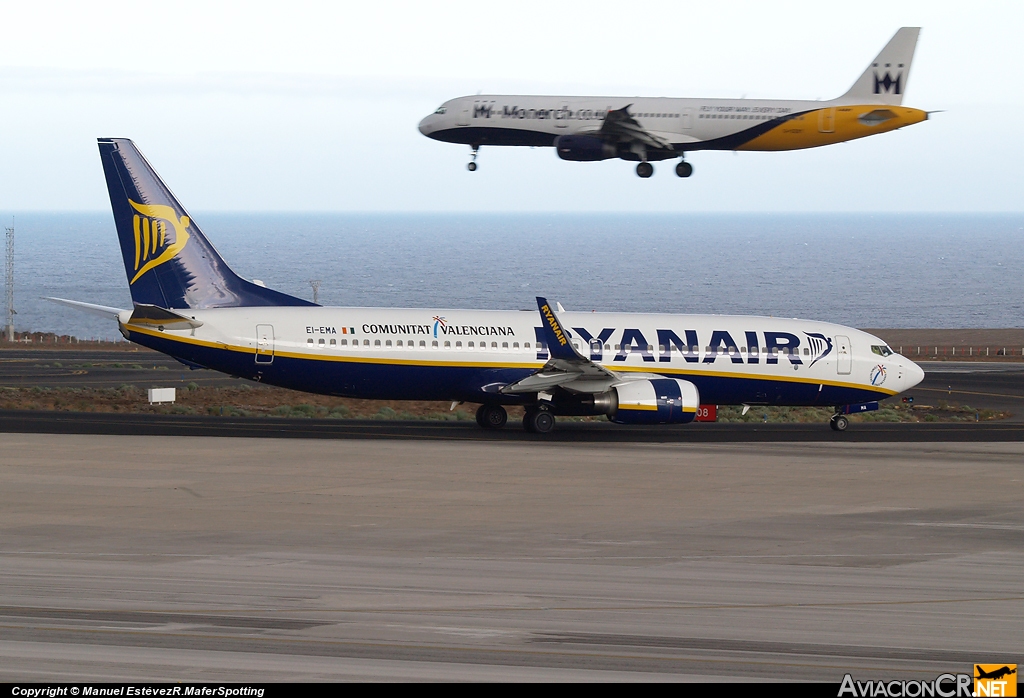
[{"left": 4, "top": 213, "right": 1023, "bottom": 341}]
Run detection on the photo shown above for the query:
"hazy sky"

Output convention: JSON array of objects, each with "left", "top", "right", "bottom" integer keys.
[{"left": 1, "top": 0, "right": 1022, "bottom": 212}]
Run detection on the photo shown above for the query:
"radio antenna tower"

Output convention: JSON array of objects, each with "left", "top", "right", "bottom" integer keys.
[{"left": 4, "top": 220, "right": 13, "bottom": 342}]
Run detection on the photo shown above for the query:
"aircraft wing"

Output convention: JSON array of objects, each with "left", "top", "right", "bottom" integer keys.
[
  {"left": 597, "top": 105, "right": 674, "bottom": 151},
  {"left": 501, "top": 297, "right": 621, "bottom": 395}
]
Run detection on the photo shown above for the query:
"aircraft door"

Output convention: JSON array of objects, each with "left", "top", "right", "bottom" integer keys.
[
  {"left": 836, "top": 335, "right": 851, "bottom": 375},
  {"left": 681, "top": 108, "right": 693, "bottom": 129},
  {"left": 256, "top": 324, "right": 274, "bottom": 364},
  {"left": 818, "top": 107, "right": 836, "bottom": 133},
  {"left": 457, "top": 104, "right": 470, "bottom": 126}
]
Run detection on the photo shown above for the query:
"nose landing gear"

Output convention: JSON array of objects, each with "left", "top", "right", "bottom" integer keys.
[
  {"left": 467, "top": 145, "right": 480, "bottom": 172},
  {"left": 829, "top": 414, "right": 849, "bottom": 431}
]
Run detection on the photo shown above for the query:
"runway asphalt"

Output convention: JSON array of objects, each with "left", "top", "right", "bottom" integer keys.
[
  {"left": 2, "top": 351, "right": 1023, "bottom": 680},
  {"left": 0, "top": 435, "right": 1021, "bottom": 681},
  {"left": 2, "top": 409, "right": 1024, "bottom": 441}
]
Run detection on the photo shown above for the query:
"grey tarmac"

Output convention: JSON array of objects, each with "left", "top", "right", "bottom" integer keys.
[{"left": 0, "top": 434, "right": 1021, "bottom": 681}]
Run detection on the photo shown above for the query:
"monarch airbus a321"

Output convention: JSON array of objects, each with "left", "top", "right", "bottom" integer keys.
[
  {"left": 418, "top": 27, "right": 927, "bottom": 178},
  {"left": 48, "top": 138, "right": 924, "bottom": 433}
]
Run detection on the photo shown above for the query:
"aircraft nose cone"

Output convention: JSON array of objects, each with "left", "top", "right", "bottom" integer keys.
[
  {"left": 905, "top": 360, "right": 925, "bottom": 389},
  {"left": 418, "top": 115, "right": 433, "bottom": 136}
]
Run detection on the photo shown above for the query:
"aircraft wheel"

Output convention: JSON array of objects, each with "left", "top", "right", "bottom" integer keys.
[
  {"left": 467, "top": 162, "right": 478, "bottom": 172},
  {"left": 830, "top": 415, "right": 849, "bottom": 432},
  {"left": 523, "top": 408, "right": 555, "bottom": 434},
  {"left": 675, "top": 161, "right": 693, "bottom": 178},
  {"left": 636, "top": 162, "right": 654, "bottom": 178},
  {"left": 475, "top": 404, "right": 507, "bottom": 429}
]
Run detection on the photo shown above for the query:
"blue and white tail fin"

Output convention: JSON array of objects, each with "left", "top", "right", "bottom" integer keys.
[
  {"left": 839, "top": 27, "right": 920, "bottom": 105},
  {"left": 98, "top": 138, "right": 315, "bottom": 309}
]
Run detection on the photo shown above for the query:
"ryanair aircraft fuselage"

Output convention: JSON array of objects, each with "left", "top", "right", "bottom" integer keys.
[
  {"left": 418, "top": 28, "right": 927, "bottom": 178},
  {"left": 47, "top": 138, "right": 924, "bottom": 434},
  {"left": 116, "top": 305, "right": 922, "bottom": 410}
]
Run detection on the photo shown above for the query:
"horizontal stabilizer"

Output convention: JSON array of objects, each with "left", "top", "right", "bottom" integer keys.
[
  {"left": 127, "top": 304, "right": 204, "bottom": 330},
  {"left": 42, "top": 297, "right": 126, "bottom": 320}
]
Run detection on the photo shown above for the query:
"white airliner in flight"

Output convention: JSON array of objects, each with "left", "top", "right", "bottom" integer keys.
[
  {"left": 49, "top": 139, "right": 924, "bottom": 433},
  {"left": 419, "top": 28, "right": 927, "bottom": 178}
]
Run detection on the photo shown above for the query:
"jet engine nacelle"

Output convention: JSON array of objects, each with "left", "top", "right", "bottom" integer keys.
[
  {"left": 554, "top": 135, "right": 616, "bottom": 161},
  {"left": 608, "top": 378, "right": 700, "bottom": 425}
]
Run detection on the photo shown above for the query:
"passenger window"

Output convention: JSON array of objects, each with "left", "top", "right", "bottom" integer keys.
[
  {"left": 468, "top": 341, "right": 475, "bottom": 348},
  {"left": 513, "top": 342, "right": 519, "bottom": 349},
  {"left": 502, "top": 342, "right": 508, "bottom": 349},
  {"left": 307, "top": 338, "right": 314, "bottom": 345},
  {"left": 741, "top": 346, "right": 747, "bottom": 353},
  {"left": 604, "top": 343, "right": 610, "bottom": 350},
  {"left": 419, "top": 340, "right": 426, "bottom": 347},
  {"left": 374, "top": 339, "right": 381, "bottom": 347},
  {"left": 340, "top": 339, "right": 347, "bottom": 346},
  {"left": 330, "top": 338, "right": 336, "bottom": 346},
  {"left": 524, "top": 342, "right": 530, "bottom": 349},
  {"left": 363, "top": 339, "right": 369, "bottom": 346},
  {"left": 491, "top": 342, "right": 497, "bottom": 348},
  {"left": 444, "top": 340, "right": 450, "bottom": 348},
  {"left": 456, "top": 341, "right": 462, "bottom": 348},
  {"left": 318, "top": 338, "right": 325, "bottom": 346},
  {"left": 432, "top": 340, "right": 438, "bottom": 348},
  {"left": 396, "top": 340, "right": 403, "bottom": 347},
  {"left": 803, "top": 348, "right": 809, "bottom": 355},
  {"left": 386, "top": 340, "right": 392, "bottom": 347}
]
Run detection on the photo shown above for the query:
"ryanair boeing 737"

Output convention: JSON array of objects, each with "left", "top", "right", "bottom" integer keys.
[
  {"left": 419, "top": 28, "right": 927, "bottom": 178},
  {"left": 48, "top": 139, "right": 924, "bottom": 433}
]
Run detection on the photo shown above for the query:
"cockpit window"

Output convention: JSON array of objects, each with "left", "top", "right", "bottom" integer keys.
[
  {"left": 871, "top": 345, "right": 894, "bottom": 357},
  {"left": 434, "top": 106, "right": 447, "bottom": 114}
]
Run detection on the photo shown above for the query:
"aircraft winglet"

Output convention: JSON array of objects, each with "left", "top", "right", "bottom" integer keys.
[{"left": 536, "top": 296, "right": 586, "bottom": 362}]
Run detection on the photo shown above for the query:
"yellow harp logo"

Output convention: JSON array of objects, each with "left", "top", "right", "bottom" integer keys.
[{"left": 128, "top": 200, "right": 191, "bottom": 285}]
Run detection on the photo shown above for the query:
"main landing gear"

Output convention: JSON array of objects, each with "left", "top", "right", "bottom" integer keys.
[
  {"left": 523, "top": 406, "right": 555, "bottom": 434},
  {"left": 475, "top": 404, "right": 507, "bottom": 429},
  {"left": 467, "top": 145, "right": 480, "bottom": 172},
  {"left": 829, "top": 413, "right": 849, "bottom": 431},
  {"left": 634, "top": 160, "right": 693, "bottom": 178}
]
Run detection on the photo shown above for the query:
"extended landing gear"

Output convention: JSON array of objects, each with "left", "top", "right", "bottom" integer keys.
[
  {"left": 829, "top": 414, "right": 849, "bottom": 432},
  {"left": 635, "top": 162, "right": 654, "bottom": 178},
  {"left": 523, "top": 407, "right": 555, "bottom": 434},
  {"left": 675, "top": 160, "right": 693, "bottom": 178},
  {"left": 467, "top": 146, "right": 480, "bottom": 172},
  {"left": 475, "top": 404, "right": 507, "bottom": 429}
]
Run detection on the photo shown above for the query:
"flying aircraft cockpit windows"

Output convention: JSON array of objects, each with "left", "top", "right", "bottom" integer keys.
[
  {"left": 872, "top": 345, "right": 895, "bottom": 357},
  {"left": 434, "top": 106, "right": 447, "bottom": 114}
]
